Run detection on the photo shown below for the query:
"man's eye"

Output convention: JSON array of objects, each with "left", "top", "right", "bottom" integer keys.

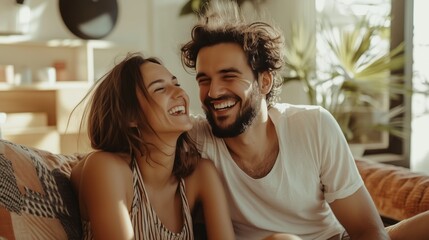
[
  {"left": 197, "top": 79, "right": 209, "bottom": 85},
  {"left": 224, "top": 75, "right": 237, "bottom": 79},
  {"left": 175, "top": 83, "right": 181, "bottom": 87}
]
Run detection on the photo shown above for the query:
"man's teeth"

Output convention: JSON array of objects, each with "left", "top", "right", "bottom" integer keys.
[
  {"left": 168, "top": 105, "right": 186, "bottom": 115},
  {"left": 213, "top": 101, "right": 236, "bottom": 110}
]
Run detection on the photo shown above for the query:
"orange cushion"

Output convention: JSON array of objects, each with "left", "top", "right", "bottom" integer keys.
[{"left": 356, "top": 159, "right": 429, "bottom": 221}]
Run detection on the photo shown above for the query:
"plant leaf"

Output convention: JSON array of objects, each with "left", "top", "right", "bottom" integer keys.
[{"left": 179, "top": 0, "right": 195, "bottom": 16}]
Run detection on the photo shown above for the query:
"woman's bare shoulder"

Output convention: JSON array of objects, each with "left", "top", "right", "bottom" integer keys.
[
  {"left": 79, "top": 151, "right": 130, "bottom": 171},
  {"left": 71, "top": 151, "right": 132, "bottom": 193},
  {"left": 84, "top": 151, "right": 132, "bottom": 179},
  {"left": 74, "top": 151, "right": 134, "bottom": 221}
]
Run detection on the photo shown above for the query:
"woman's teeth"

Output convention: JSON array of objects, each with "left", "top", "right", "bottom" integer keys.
[{"left": 168, "top": 105, "right": 186, "bottom": 115}]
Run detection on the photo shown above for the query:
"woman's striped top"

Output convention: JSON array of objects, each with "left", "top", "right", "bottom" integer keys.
[{"left": 82, "top": 159, "right": 194, "bottom": 240}]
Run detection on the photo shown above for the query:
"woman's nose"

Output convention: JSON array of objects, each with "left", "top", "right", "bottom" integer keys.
[{"left": 172, "top": 85, "right": 187, "bottom": 99}]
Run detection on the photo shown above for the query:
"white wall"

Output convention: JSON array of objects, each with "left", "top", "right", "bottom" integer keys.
[
  {"left": 150, "top": 0, "right": 202, "bottom": 114},
  {"left": 0, "top": 0, "right": 316, "bottom": 113},
  {"left": 260, "top": 0, "right": 316, "bottom": 105},
  {"left": 150, "top": 0, "right": 317, "bottom": 113},
  {"left": 0, "top": 0, "right": 153, "bottom": 82},
  {"left": 19, "top": 0, "right": 151, "bottom": 49},
  {"left": 3, "top": 0, "right": 428, "bottom": 171},
  {"left": 411, "top": 0, "right": 429, "bottom": 174}
]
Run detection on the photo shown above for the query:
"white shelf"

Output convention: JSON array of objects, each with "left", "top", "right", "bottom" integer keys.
[
  {"left": 0, "top": 37, "right": 115, "bottom": 49},
  {"left": 0, "top": 81, "right": 91, "bottom": 91},
  {"left": 3, "top": 126, "right": 61, "bottom": 154},
  {"left": 0, "top": 38, "right": 117, "bottom": 83},
  {"left": 363, "top": 153, "right": 405, "bottom": 163},
  {"left": 3, "top": 126, "right": 57, "bottom": 135}
]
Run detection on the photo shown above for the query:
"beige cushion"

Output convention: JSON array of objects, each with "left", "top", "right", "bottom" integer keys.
[{"left": 0, "top": 139, "right": 83, "bottom": 240}]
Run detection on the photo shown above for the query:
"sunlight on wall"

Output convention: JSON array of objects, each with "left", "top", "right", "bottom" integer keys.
[{"left": 411, "top": 0, "right": 429, "bottom": 174}]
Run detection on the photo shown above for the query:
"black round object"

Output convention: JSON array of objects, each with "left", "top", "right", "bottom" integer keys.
[{"left": 59, "top": 0, "right": 119, "bottom": 39}]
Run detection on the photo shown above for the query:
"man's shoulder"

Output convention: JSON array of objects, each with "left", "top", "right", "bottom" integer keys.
[
  {"left": 271, "top": 103, "right": 325, "bottom": 118},
  {"left": 190, "top": 113, "right": 207, "bottom": 122},
  {"left": 189, "top": 114, "right": 212, "bottom": 139},
  {"left": 190, "top": 113, "right": 209, "bottom": 129}
]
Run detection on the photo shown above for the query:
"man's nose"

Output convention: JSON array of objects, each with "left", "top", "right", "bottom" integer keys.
[{"left": 208, "top": 80, "right": 225, "bottom": 99}]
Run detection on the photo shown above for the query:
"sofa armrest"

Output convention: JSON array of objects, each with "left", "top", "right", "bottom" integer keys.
[
  {"left": 0, "top": 139, "right": 85, "bottom": 239},
  {"left": 356, "top": 159, "right": 429, "bottom": 221}
]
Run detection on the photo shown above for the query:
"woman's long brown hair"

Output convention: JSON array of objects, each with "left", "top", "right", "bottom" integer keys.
[{"left": 77, "top": 53, "right": 200, "bottom": 178}]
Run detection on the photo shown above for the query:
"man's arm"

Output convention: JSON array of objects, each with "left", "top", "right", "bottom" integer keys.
[{"left": 329, "top": 186, "right": 390, "bottom": 240}]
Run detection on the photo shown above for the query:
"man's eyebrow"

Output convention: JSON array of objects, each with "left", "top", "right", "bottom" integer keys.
[
  {"left": 196, "top": 72, "right": 207, "bottom": 79},
  {"left": 196, "top": 68, "right": 242, "bottom": 79},
  {"left": 219, "top": 67, "right": 242, "bottom": 74}
]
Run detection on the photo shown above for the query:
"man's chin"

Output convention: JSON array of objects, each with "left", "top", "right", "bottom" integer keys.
[
  {"left": 206, "top": 118, "right": 232, "bottom": 137},
  {"left": 211, "top": 121, "right": 246, "bottom": 138},
  {"left": 205, "top": 110, "right": 243, "bottom": 137},
  {"left": 212, "top": 128, "right": 240, "bottom": 138}
]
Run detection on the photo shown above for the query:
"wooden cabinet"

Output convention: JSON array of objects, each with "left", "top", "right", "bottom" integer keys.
[
  {"left": 0, "top": 39, "right": 117, "bottom": 154},
  {"left": 0, "top": 83, "right": 92, "bottom": 154},
  {"left": 0, "top": 35, "right": 139, "bottom": 154}
]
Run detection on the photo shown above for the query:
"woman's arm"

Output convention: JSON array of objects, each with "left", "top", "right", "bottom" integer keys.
[
  {"left": 77, "top": 152, "right": 134, "bottom": 240},
  {"left": 188, "top": 158, "right": 235, "bottom": 240}
]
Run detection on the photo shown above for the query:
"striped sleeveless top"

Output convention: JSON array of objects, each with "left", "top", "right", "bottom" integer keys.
[{"left": 82, "top": 159, "right": 194, "bottom": 240}]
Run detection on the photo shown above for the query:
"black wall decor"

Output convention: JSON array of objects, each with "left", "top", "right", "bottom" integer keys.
[{"left": 59, "top": 0, "right": 119, "bottom": 39}]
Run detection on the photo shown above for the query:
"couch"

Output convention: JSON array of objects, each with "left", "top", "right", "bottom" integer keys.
[
  {"left": 0, "top": 139, "right": 83, "bottom": 239},
  {"left": 1, "top": 139, "right": 429, "bottom": 239},
  {"left": 356, "top": 158, "right": 429, "bottom": 223}
]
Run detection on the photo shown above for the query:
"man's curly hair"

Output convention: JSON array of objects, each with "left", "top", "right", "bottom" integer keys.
[{"left": 181, "top": 1, "right": 286, "bottom": 108}]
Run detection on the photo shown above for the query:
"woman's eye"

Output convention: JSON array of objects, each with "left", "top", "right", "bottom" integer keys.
[{"left": 154, "top": 87, "right": 165, "bottom": 92}]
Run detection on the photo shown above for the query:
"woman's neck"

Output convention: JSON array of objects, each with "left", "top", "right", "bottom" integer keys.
[{"left": 137, "top": 136, "right": 179, "bottom": 188}]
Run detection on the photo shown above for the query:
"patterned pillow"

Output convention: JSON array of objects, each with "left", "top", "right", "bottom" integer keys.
[{"left": 0, "top": 139, "right": 84, "bottom": 240}]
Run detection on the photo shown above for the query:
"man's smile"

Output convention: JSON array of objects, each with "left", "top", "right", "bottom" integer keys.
[{"left": 211, "top": 99, "right": 237, "bottom": 111}]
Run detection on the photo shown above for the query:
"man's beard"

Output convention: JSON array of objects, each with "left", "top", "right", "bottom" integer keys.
[{"left": 204, "top": 87, "right": 261, "bottom": 138}]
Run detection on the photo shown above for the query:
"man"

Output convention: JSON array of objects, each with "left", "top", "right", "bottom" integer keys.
[{"left": 181, "top": 2, "right": 427, "bottom": 240}]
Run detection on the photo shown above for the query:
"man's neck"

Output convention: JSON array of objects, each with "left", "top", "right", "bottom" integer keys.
[{"left": 224, "top": 113, "right": 279, "bottom": 178}]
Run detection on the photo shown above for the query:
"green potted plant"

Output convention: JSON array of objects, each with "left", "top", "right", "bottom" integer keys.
[{"left": 283, "top": 17, "right": 409, "bottom": 153}]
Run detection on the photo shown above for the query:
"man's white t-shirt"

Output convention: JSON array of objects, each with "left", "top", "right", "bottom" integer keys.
[{"left": 190, "top": 103, "right": 364, "bottom": 240}]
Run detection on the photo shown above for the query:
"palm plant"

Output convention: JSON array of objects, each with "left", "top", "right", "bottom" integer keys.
[
  {"left": 317, "top": 18, "right": 407, "bottom": 144},
  {"left": 283, "top": 23, "right": 317, "bottom": 105},
  {"left": 283, "top": 17, "right": 410, "bottom": 146}
]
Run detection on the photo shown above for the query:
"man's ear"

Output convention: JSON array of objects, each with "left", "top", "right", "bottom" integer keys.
[{"left": 258, "top": 71, "right": 273, "bottom": 95}]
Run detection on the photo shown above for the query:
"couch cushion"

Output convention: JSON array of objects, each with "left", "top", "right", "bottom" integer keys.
[
  {"left": 356, "top": 159, "right": 429, "bottom": 221},
  {"left": 0, "top": 139, "right": 83, "bottom": 240}
]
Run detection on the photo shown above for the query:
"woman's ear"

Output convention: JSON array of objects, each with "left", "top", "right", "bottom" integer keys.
[{"left": 258, "top": 71, "right": 273, "bottom": 95}]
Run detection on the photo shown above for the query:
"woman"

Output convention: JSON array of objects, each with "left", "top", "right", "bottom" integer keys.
[{"left": 71, "top": 53, "right": 234, "bottom": 240}]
